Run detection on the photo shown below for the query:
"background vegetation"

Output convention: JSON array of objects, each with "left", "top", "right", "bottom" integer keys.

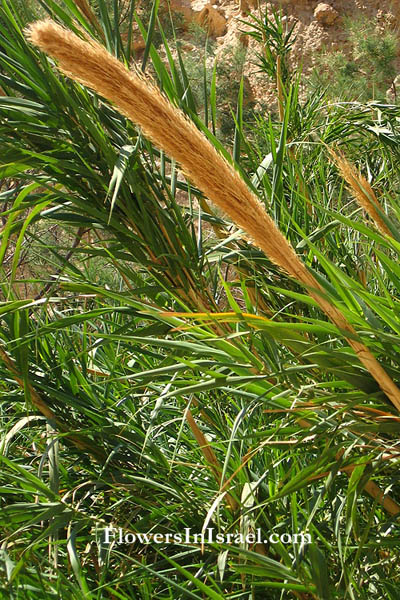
[
  {"left": 1, "top": 1, "right": 400, "bottom": 599},
  {"left": 311, "top": 14, "right": 398, "bottom": 102}
]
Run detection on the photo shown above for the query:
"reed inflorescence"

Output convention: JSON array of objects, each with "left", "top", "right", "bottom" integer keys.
[
  {"left": 329, "top": 148, "right": 391, "bottom": 237},
  {"left": 26, "top": 20, "right": 400, "bottom": 411}
]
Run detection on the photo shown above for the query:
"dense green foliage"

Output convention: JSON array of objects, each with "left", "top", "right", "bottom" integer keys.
[
  {"left": 311, "top": 15, "right": 398, "bottom": 102},
  {"left": 1, "top": 1, "right": 400, "bottom": 599}
]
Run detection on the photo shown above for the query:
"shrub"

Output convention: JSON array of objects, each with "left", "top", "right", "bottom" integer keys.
[{"left": 311, "top": 16, "right": 398, "bottom": 102}]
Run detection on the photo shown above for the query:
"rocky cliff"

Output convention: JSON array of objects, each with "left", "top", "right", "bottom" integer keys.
[{"left": 152, "top": 0, "right": 400, "bottom": 109}]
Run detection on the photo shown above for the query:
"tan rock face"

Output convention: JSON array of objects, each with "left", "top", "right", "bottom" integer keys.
[
  {"left": 170, "top": 0, "right": 193, "bottom": 20},
  {"left": 314, "top": 3, "right": 339, "bottom": 26},
  {"left": 158, "top": 0, "right": 398, "bottom": 111},
  {"left": 238, "top": 0, "right": 258, "bottom": 12},
  {"left": 277, "top": 0, "right": 310, "bottom": 5},
  {"left": 169, "top": 1, "right": 227, "bottom": 37},
  {"left": 193, "top": 3, "right": 227, "bottom": 37}
]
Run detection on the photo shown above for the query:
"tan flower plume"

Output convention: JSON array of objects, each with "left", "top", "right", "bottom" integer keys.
[{"left": 26, "top": 20, "right": 400, "bottom": 410}]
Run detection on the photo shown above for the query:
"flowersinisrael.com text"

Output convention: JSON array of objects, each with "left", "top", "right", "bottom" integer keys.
[{"left": 103, "top": 527, "right": 312, "bottom": 546}]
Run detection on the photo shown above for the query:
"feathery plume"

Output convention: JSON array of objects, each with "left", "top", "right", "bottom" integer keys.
[
  {"left": 329, "top": 149, "right": 391, "bottom": 237},
  {"left": 25, "top": 20, "right": 400, "bottom": 411},
  {"left": 26, "top": 20, "right": 299, "bottom": 276},
  {"left": 73, "top": 0, "right": 104, "bottom": 37}
]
